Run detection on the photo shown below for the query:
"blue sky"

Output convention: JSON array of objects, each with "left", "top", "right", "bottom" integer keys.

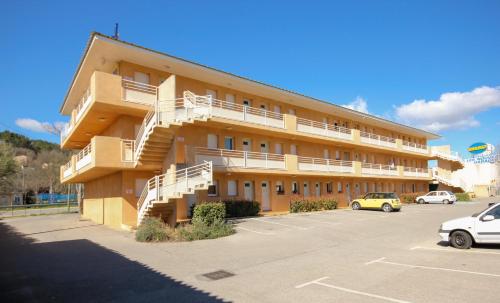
[{"left": 1, "top": 0, "right": 499, "bottom": 156}]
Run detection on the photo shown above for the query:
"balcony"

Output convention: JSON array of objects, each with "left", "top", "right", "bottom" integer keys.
[
  {"left": 185, "top": 92, "right": 285, "bottom": 129},
  {"left": 360, "top": 131, "right": 397, "bottom": 149},
  {"left": 297, "top": 156, "right": 354, "bottom": 174},
  {"left": 403, "top": 167, "right": 430, "bottom": 178},
  {"left": 60, "top": 136, "right": 152, "bottom": 183},
  {"left": 61, "top": 71, "right": 157, "bottom": 149},
  {"left": 194, "top": 147, "right": 286, "bottom": 170},
  {"left": 402, "top": 141, "right": 428, "bottom": 154},
  {"left": 361, "top": 163, "right": 398, "bottom": 176},
  {"left": 296, "top": 118, "right": 353, "bottom": 141}
]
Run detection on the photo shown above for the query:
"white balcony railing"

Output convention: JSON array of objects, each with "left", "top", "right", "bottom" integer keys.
[
  {"left": 75, "top": 143, "right": 92, "bottom": 171},
  {"left": 75, "top": 87, "right": 92, "bottom": 122},
  {"left": 361, "top": 163, "right": 398, "bottom": 176},
  {"left": 403, "top": 167, "right": 429, "bottom": 178},
  {"left": 122, "top": 79, "right": 158, "bottom": 106},
  {"left": 195, "top": 147, "right": 286, "bottom": 170},
  {"left": 296, "top": 118, "right": 353, "bottom": 141},
  {"left": 402, "top": 141, "right": 428, "bottom": 154},
  {"left": 298, "top": 157, "right": 354, "bottom": 174},
  {"left": 431, "top": 149, "right": 463, "bottom": 163},
  {"left": 62, "top": 160, "right": 72, "bottom": 178},
  {"left": 188, "top": 92, "right": 285, "bottom": 129},
  {"left": 137, "top": 161, "right": 212, "bottom": 225},
  {"left": 360, "top": 132, "right": 397, "bottom": 148}
]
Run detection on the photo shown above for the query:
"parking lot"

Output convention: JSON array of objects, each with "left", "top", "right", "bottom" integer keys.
[{"left": 1, "top": 197, "right": 499, "bottom": 302}]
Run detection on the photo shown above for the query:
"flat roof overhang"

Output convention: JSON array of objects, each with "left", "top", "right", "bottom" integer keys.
[{"left": 60, "top": 32, "right": 441, "bottom": 140}]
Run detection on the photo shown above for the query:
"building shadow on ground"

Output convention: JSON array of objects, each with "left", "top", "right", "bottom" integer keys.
[{"left": 0, "top": 221, "right": 229, "bottom": 303}]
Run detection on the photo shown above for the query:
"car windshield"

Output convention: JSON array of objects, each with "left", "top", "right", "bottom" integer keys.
[
  {"left": 447, "top": 191, "right": 454, "bottom": 195},
  {"left": 472, "top": 204, "right": 498, "bottom": 217}
]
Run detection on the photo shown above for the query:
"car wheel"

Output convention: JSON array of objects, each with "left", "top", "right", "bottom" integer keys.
[
  {"left": 450, "top": 231, "right": 472, "bottom": 249},
  {"left": 418, "top": 199, "right": 425, "bottom": 204},
  {"left": 352, "top": 202, "right": 361, "bottom": 210},
  {"left": 443, "top": 199, "right": 449, "bottom": 204},
  {"left": 382, "top": 203, "right": 393, "bottom": 212}
]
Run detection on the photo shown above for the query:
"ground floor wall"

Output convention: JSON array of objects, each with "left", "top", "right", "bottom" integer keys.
[{"left": 177, "top": 173, "right": 429, "bottom": 219}]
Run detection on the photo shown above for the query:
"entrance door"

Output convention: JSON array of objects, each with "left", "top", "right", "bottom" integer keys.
[
  {"left": 303, "top": 182, "right": 309, "bottom": 197},
  {"left": 345, "top": 183, "right": 351, "bottom": 203},
  {"left": 261, "top": 181, "right": 270, "bottom": 211},
  {"left": 315, "top": 182, "right": 321, "bottom": 196},
  {"left": 275, "top": 143, "right": 283, "bottom": 155},
  {"left": 355, "top": 183, "right": 360, "bottom": 197},
  {"left": 207, "top": 134, "right": 218, "bottom": 149},
  {"left": 244, "top": 181, "right": 254, "bottom": 201},
  {"left": 260, "top": 142, "right": 269, "bottom": 153},
  {"left": 242, "top": 139, "right": 252, "bottom": 152}
]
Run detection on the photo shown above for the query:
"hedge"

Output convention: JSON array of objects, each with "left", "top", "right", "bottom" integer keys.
[
  {"left": 192, "top": 202, "right": 226, "bottom": 226},
  {"left": 399, "top": 192, "right": 426, "bottom": 203},
  {"left": 290, "top": 198, "right": 337, "bottom": 213},
  {"left": 191, "top": 200, "right": 260, "bottom": 218},
  {"left": 455, "top": 192, "right": 471, "bottom": 201},
  {"left": 135, "top": 217, "right": 170, "bottom": 242}
]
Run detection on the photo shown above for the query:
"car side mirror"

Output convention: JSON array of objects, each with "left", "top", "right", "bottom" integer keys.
[{"left": 482, "top": 215, "right": 495, "bottom": 222}]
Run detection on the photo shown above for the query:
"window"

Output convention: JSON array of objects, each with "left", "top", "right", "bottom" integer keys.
[
  {"left": 224, "top": 137, "right": 234, "bottom": 150},
  {"left": 135, "top": 178, "right": 148, "bottom": 198},
  {"left": 337, "top": 182, "right": 342, "bottom": 193},
  {"left": 439, "top": 191, "right": 447, "bottom": 196},
  {"left": 206, "top": 89, "right": 217, "bottom": 99},
  {"left": 288, "top": 108, "right": 296, "bottom": 115},
  {"left": 134, "top": 72, "right": 150, "bottom": 84},
  {"left": 260, "top": 104, "right": 267, "bottom": 110},
  {"left": 207, "top": 134, "right": 218, "bottom": 149},
  {"left": 243, "top": 99, "right": 251, "bottom": 106},
  {"left": 485, "top": 206, "right": 500, "bottom": 219},
  {"left": 276, "top": 181, "right": 284, "bottom": 195},
  {"left": 227, "top": 180, "right": 237, "bottom": 196},
  {"left": 292, "top": 181, "right": 299, "bottom": 194},
  {"left": 343, "top": 152, "right": 350, "bottom": 161},
  {"left": 208, "top": 180, "right": 218, "bottom": 196},
  {"left": 363, "top": 182, "right": 368, "bottom": 193},
  {"left": 335, "top": 151, "right": 340, "bottom": 160},
  {"left": 273, "top": 105, "right": 281, "bottom": 113},
  {"left": 326, "top": 182, "right": 333, "bottom": 194},
  {"left": 290, "top": 144, "right": 297, "bottom": 155},
  {"left": 428, "top": 192, "right": 437, "bottom": 196},
  {"left": 226, "top": 93, "right": 235, "bottom": 103}
]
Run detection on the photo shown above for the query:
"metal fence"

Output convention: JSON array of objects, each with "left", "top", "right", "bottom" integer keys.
[{"left": 0, "top": 202, "right": 79, "bottom": 218}]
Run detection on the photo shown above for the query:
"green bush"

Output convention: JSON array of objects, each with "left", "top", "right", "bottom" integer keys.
[
  {"left": 135, "top": 217, "right": 169, "bottom": 242},
  {"left": 179, "top": 220, "right": 235, "bottom": 241},
  {"left": 192, "top": 202, "right": 226, "bottom": 226},
  {"left": 399, "top": 192, "right": 426, "bottom": 203},
  {"left": 456, "top": 192, "right": 471, "bottom": 201},
  {"left": 290, "top": 198, "right": 337, "bottom": 213},
  {"left": 224, "top": 200, "right": 260, "bottom": 218}
]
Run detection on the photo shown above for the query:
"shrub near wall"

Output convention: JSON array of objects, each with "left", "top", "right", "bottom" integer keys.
[
  {"left": 224, "top": 200, "right": 260, "bottom": 218},
  {"left": 192, "top": 202, "right": 225, "bottom": 226},
  {"left": 290, "top": 197, "right": 337, "bottom": 213},
  {"left": 455, "top": 193, "right": 471, "bottom": 201},
  {"left": 399, "top": 192, "right": 426, "bottom": 204}
]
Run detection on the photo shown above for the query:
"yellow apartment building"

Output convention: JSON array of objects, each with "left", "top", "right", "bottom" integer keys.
[{"left": 59, "top": 32, "right": 462, "bottom": 229}]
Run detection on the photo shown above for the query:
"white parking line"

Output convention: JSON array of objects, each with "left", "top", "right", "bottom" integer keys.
[
  {"left": 292, "top": 216, "right": 342, "bottom": 227},
  {"left": 250, "top": 218, "right": 311, "bottom": 230},
  {"left": 295, "top": 276, "right": 411, "bottom": 303},
  {"left": 235, "top": 226, "right": 275, "bottom": 235},
  {"left": 365, "top": 257, "right": 500, "bottom": 278},
  {"left": 410, "top": 246, "right": 500, "bottom": 256}
]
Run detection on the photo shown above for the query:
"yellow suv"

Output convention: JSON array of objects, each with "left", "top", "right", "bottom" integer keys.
[{"left": 351, "top": 192, "right": 401, "bottom": 212}]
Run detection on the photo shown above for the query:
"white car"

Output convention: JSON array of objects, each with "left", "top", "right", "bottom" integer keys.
[
  {"left": 439, "top": 202, "right": 500, "bottom": 249},
  {"left": 416, "top": 191, "right": 457, "bottom": 204}
]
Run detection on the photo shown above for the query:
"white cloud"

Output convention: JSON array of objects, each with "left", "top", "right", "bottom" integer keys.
[
  {"left": 15, "top": 118, "right": 66, "bottom": 135},
  {"left": 395, "top": 86, "right": 500, "bottom": 132},
  {"left": 342, "top": 96, "right": 369, "bottom": 113}
]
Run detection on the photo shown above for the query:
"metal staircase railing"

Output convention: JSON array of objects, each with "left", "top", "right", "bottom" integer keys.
[{"left": 137, "top": 161, "right": 213, "bottom": 225}]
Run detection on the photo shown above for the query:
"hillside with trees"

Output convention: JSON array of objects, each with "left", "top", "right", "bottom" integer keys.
[{"left": 0, "top": 131, "right": 71, "bottom": 204}]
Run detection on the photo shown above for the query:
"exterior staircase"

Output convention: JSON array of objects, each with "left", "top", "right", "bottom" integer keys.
[{"left": 137, "top": 161, "right": 213, "bottom": 225}]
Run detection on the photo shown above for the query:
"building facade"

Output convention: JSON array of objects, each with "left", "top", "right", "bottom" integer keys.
[{"left": 60, "top": 33, "right": 445, "bottom": 229}]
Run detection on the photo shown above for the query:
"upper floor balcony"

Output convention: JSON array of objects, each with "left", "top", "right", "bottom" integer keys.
[
  {"left": 60, "top": 136, "right": 159, "bottom": 183},
  {"left": 60, "top": 71, "right": 157, "bottom": 149},
  {"left": 192, "top": 147, "right": 430, "bottom": 180}
]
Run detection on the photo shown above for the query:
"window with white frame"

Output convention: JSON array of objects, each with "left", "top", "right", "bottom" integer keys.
[
  {"left": 208, "top": 180, "right": 218, "bottom": 196},
  {"left": 326, "top": 182, "right": 333, "bottom": 194},
  {"left": 292, "top": 181, "right": 299, "bottom": 194},
  {"left": 276, "top": 181, "right": 284, "bottom": 195},
  {"left": 337, "top": 182, "right": 342, "bottom": 193}
]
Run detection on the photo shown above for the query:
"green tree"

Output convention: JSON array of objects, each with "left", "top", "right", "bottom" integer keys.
[{"left": 0, "top": 141, "right": 19, "bottom": 193}]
